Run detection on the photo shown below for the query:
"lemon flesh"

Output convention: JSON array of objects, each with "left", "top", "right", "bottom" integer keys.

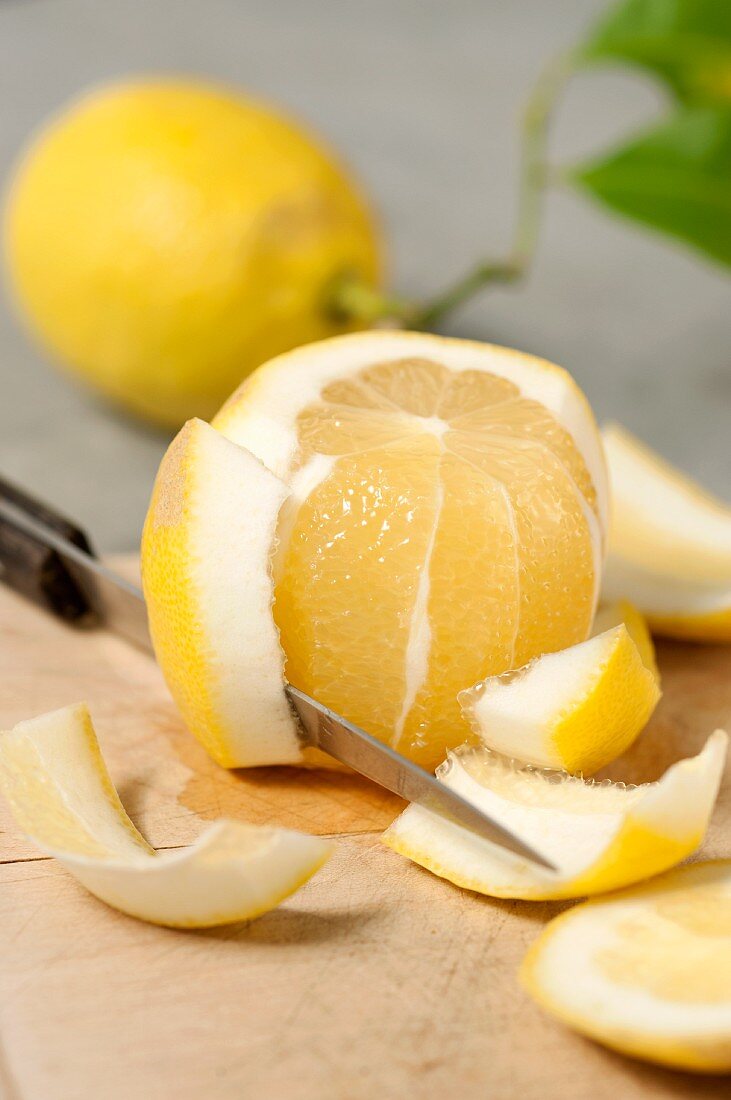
[
  {"left": 0, "top": 703, "right": 330, "bottom": 927},
  {"left": 460, "top": 601, "right": 660, "bottom": 775},
  {"left": 603, "top": 423, "right": 731, "bottom": 642},
  {"left": 4, "top": 79, "right": 380, "bottom": 426},
  {"left": 213, "top": 335, "right": 605, "bottom": 771},
  {"left": 383, "top": 730, "right": 726, "bottom": 900},
  {"left": 522, "top": 861, "right": 731, "bottom": 1073}
]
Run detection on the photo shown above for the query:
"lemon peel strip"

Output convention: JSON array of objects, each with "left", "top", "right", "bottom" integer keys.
[
  {"left": 603, "top": 423, "right": 731, "bottom": 641},
  {"left": 383, "top": 731, "right": 726, "bottom": 901},
  {"left": 460, "top": 603, "right": 661, "bottom": 775},
  {"left": 521, "top": 860, "right": 731, "bottom": 1073},
  {"left": 142, "top": 417, "right": 302, "bottom": 767},
  {"left": 0, "top": 703, "right": 331, "bottom": 928}
]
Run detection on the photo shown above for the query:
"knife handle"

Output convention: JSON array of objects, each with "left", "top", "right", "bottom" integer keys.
[{"left": 0, "top": 476, "right": 98, "bottom": 623}]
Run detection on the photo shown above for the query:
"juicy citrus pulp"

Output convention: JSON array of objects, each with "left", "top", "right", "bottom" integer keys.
[
  {"left": 383, "top": 730, "right": 726, "bottom": 900},
  {"left": 4, "top": 79, "right": 380, "bottom": 426},
  {"left": 0, "top": 703, "right": 330, "bottom": 927},
  {"left": 522, "top": 861, "right": 731, "bottom": 1072},
  {"left": 205, "top": 332, "right": 608, "bottom": 770}
]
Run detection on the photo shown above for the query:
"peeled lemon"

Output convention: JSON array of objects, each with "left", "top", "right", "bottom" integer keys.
[
  {"left": 0, "top": 703, "right": 330, "bottom": 927},
  {"left": 603, "top": 424, "right": 731, "bottom": 642},
  {"left": 460, "top": 600, "right": 660, "bottom": 775},
  {"left": 143, "top": 331, "right": 608, "bottom": 770},
  {"left": 4, "top": 79, "right": 380, "bottom": 426},
  {"left": 522, "top": 860, "right": 731, "bottom": 1073}
]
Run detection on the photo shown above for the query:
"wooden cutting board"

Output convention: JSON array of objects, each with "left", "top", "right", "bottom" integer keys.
[{"left": 0, "top": 558, "right": 729, "bottom": 1100}]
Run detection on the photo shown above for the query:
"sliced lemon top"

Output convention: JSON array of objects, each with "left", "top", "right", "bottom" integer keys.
[
  {"left": 522, "top": 860, "right": 731, "bottom": 1073},
  {"left": 212, "top": 332, "right": 608, "bottom": 768}
]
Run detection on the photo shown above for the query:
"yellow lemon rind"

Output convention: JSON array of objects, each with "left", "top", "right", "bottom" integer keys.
[
  {"left": 520, "top": 860, "right": 731, "bottom": 1073},
  {"left": 0, "top": 703, "right": 331, "bottom": 928},
  {"left": 461, "top": 619, "right": 660, "bottom": 776},
  {"left": 383, "top": 730, "right": 726, "bottom": 901},
  {"left": 141, "top": 417, "right": 302, "bottom": 767}
]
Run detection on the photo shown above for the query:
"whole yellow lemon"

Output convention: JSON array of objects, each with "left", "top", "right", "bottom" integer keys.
[{"left": 3, "top": 79, "right": 381, "bottom": 426}]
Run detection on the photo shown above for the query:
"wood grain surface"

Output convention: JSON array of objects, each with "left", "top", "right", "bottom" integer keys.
[{"left": 0, "top": 558, "right": 729, "bottom": 1099}]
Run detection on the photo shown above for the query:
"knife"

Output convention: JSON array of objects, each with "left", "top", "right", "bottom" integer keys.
[{"left": 0, "top": 477, "right": 556, "bottom": 872}]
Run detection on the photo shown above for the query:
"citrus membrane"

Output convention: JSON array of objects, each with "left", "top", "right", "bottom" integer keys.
[
  {"left": 459, "top": 600, "right": 660, "bottom": 775},
  {"left": 603, "top": 423, "right": 731, "bottom": 642},
  {"left": 0, "top": 703, "right": 331, "bottom": 927},
  {"left": 522, "top": 860, "right": 731, "bottom": 1073},
  {"left": 383, "top": 730, "right": 726, "bottom": 900}
]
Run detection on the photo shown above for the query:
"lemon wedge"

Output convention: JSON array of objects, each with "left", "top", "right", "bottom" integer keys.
[
  {"left": 603, "top": 423, "right": 731, "bottom": 642},
  {"left": 383, "top": 730, "right": 726, "bottom": 900},
  {"left": 459, "top": 600, "right": 660, "bottom": 775},
  {"left": 0, "top": 703, "right": 331, "bottom": 927},
  {"left": 522, "top": 860, "right": 731, "bottom": 1073},
  {"left": 144, "top": 331, "right": 608, "bottom": 770}
]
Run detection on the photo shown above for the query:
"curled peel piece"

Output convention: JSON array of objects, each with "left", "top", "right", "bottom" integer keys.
[
  {"left": 460, "top": 600, "right": 660, "bottom": 775},
  {"left": 521, "top": 860, "right": 731, "bottom": 1074},
  {"left": 383, "top": 730, "right": 726, "bottom": 901},
  {"left": 603, "top": 423, "right": 731, "bottom": 642},
  {"left": 0, "top": 704, "right": 331, "bottom": 928},
  {"left": 142, "top": 417, "right": 302, "bottom": 767}
]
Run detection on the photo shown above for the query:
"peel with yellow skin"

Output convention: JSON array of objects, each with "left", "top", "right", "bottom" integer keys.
[
  {"left": 603, "top": 424, "right": 731, "bottom": 642},
  {"left": 460, "top": 600, "right": 660, "bottom": 775},
  {"left": 383, "top": 730, "right": 726, "bottom": 901},
  {"left": 522, "top": 861, "right": 731, "bottom": 1073},
  {"left": 0, "top": 703, "right": 331, "bottom": 928}
]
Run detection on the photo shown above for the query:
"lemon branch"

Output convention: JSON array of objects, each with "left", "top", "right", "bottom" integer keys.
[{"left": 328, "top": 54, "right": 575, "bottom": 329}]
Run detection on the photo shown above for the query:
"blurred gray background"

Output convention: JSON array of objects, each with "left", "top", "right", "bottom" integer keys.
[{"left": 0, "top": 0, "right": 728, "bottom": 550}]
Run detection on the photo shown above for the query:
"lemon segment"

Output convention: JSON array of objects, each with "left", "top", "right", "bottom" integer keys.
[
  {"left": 212, "top": 331, "right": 607, "bottom": 769},
  {"left": 141, "top": 417, "right": 302, "bottom": 767},
  {"left": 521, "top": 861, "right": 731, "bottom": 1073},
  {"left": 383, "top": 730, "right": 726, "bottom": 900},
  {"left": 603, "top": 424, "right": 731, "bottom": 641},
  {"left": 460, "top": 601, "right": 660, "bottom": 775},
  {"left": 0, "top": 704, "right": 331, "bottom": 928},
  {"left": 4, "top": 79, "right": 380, "bottom": 426}
]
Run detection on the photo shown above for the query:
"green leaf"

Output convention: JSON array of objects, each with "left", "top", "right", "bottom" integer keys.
[
  {"left": 571, "top": 106, "right": 731, "bottom": 266},
  {"left": 581, "top": 0, "right": 731, "bottom": 105}
]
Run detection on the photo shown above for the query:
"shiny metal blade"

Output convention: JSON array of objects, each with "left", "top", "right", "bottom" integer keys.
[
  {"left": 286, "top": 685, "right": 557, "bottom": 871},
  {"left": 0, "top": 497, "right": 152, "bottom": 653}
]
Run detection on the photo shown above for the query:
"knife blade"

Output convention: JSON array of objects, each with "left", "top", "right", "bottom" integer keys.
[{"left": 0, "top": 480, "right": 557, "bottom": 872}]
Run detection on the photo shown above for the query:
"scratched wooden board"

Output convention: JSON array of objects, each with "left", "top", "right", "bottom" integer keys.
[{"left": 0, "top": 558, "right": 729, "bottom": 1100}]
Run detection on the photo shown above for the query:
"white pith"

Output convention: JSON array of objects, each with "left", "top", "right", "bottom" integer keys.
[
  {"left": 527, "top": 862, "right": 731, "bottom": 1059},
  {"left": 0, "top": 704, "right": 330, "bottom": 927},
  {"left": 384, "top": 731, "right": 727, "bottom": 899},
  {"left": 603, "top": 424, "right": 731, "bottom": 631},
  {"left": 461, "top": 628, "right": 621, "bottom": 769},
  {"left": 604, "top": 423, "right": 731, "bottom": 583},
  {"left": 188, "top": 421, "right": 303, "bottom": 764},
  {"left": 391, "top": 473, "right": 443, "bottom": 749}
]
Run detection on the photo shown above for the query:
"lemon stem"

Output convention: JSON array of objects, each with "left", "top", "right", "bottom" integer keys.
[{"left": 328, "top": 53, "right": 575, "bottom": 330}]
